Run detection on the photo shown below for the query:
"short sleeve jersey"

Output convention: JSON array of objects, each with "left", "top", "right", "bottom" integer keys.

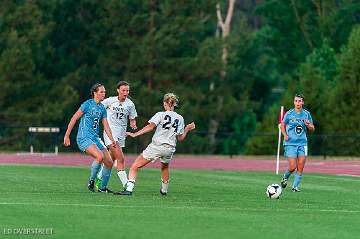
[
  {"left": 283, "top": 108, "right": 313, "bottom": 146},
  {"left": 148, "top": 111, "right": 185, "bottom": 147},
  {"left": 77, "top": 99, "right": 107, "bottom": 139},
  {"left": 101, "top": 97, "right": 137, "bottom": 133}
]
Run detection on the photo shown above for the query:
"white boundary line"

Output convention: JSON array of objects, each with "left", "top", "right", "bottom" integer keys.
[
  {"left": 336, "top": 174, "right": 360, "bottom": 177},
  {"left": 0, "top": 202, "right": 359, "bottom": 213}
]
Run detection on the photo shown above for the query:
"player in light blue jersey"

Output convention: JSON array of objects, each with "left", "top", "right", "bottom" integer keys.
[
  {"left": 280, "top": 94, "right": 315, "bottom": 192},
  {"left": 64, "top": 83, "right": 116, "bottom": 193}
]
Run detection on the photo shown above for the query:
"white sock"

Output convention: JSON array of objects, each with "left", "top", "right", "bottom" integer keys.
[
  {"left": 97, "top": 165, "right": 104, "bottom": 180},
  {"left": 126, "top": 180, "right": 135, "bottom": 192},
  {"left": 117, "top": 170, "right": 128, "bottom": 187},
  {"left": 161, "top": 179, "right": 169, "bottom": 193}
]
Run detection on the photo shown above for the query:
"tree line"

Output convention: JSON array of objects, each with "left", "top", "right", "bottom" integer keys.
[{"left": 1, "top": 0, "right": 360, "bottom": 155}]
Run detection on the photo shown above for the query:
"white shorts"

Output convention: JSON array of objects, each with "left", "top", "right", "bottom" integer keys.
[
  {"left": 142, "top": 143, "right": 176, "bottom": 164},
  {"left": 103, "top": 131, "right": 126, "bottom": 148}
]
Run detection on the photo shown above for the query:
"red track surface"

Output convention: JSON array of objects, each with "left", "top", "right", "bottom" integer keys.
[{"left": 1, "top": 153, "right": 360, "bottom": 176}]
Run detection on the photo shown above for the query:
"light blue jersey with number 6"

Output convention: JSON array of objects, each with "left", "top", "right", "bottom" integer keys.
[
  {"left": 283, "top": 108, "right": 313, "bottom": 146},
  {"left": 77, "top": 99, "right": 107, "bottom": 140}
]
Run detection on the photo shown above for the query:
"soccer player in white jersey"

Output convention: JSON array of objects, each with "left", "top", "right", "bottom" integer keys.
[
  {"left": 114, "top": 93, "right": 195, "bottom": 196},
  {"left": 96, "top": 81, "right": 137, "bottom": 190}
]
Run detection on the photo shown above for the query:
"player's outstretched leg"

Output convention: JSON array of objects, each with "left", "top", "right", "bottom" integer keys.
[
  {"left": 108, "top": 144, "right": 128, "bottom": 189},
  {"left": 160, "top": 180, "right": 169, "bottom": 196},
  {"left": 114, "top": 154, "right": 150, "bottom": 196},
  {"left": 281, "top": 157, "right": 296, "bottom": 188},
  {"left": 280, "top": 170, "right": 291, "bottom": 188},
  {"left": 160, "top": 162, "right": 170, "bottom": 196},
  {"left": 98, "top": 149, "right": 114, "bottom": 193},
  {"left": 86, "top": 145, "right": 104, "bottom": 192},
  {"left": 114, "top": 180, "right": 135, "bottom": 195},
  {"left": 98, "top": 166, "right": 113, "bottom": 193},
  {"left": 117, "top": 170, "right": 128, "bottom": 189},
  {"left": 292, "top": 156, "right": 305, "bottom": 192},
  {"left": 291, "top": 173, "right": 303, "bottom": 192},
  {"left": 95, "top": 165, "right": 103, "bottom": 190}
]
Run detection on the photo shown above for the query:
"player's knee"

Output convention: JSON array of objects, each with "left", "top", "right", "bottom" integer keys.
[
  {"left": 103, "top": 156, "right": 113, "bottom": 167},
  {"left": 289, "top": 168, "right": 296, "bottom": 173},
  {"left": 94, "top": 153, "right": 103, "bottom": 163},
  {"left": 106, "top": 160, "right": 113, "bottom": 168},
  {"left": 296, "top": 166, "right": 304, "bottom": 173}
]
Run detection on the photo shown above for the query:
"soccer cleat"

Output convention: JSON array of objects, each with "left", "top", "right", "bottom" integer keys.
[
  {"left": 113, "top": 190, "right": 132, "bottom": 196},
  {"left": 88, "top": 180, "right": 95, "bottom": 192},
  {"left": 160, "top": 189, "right": 167, "bottom": 196},
  {"left": 280, "top": 178, "right": 288, "bottom": 188},
  {"left": 95, "top": 177, "right": 102, "bottom": 190},
  {"left": 98, "top": 187, "right": 114, "bottom": 193},
  {"left": 291, "top": 187, "right": 301, "bottom": 192}
]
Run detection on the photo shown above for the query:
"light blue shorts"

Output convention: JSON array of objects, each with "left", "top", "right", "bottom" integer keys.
[
  {"left": 284, "top": 145, "right": 308, "bottom": 158},
  {"left": 77, "top": 137, "right": 106, "bottom": 152}
]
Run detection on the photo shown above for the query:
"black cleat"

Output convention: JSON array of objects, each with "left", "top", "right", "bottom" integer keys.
[
  {"left": 113, "top": 190, "right": 132, "bottom": 196},
  {"left": 291, "top": 187, "right": 301, "bottom": 192},
  {"left": 98, "top": 187, "right": 114, "bottom": 193},
  {"left": 160, "top": 189, "right": 167, "bottom": 196},
  {"left": 88, "top": 180, "right": 95, "bottom": 192},
  {"left": 280, "top": 178, "right": 288, "bottom": 188}
]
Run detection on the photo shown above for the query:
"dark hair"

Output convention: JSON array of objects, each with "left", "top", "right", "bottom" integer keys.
[
  {"left": 90, "top": 83, "right": 104, "bottom": 98},
  {"left": 116, "top": 81, "right": 129, "bottom": 89},
  {"left": 294, "top": 93, "right": 304, "bottom": 100}
]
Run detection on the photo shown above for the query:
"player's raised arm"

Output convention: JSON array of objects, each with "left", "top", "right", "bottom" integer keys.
[
  {"left": 63, "top": 109, "right": 83, "bottom": 146},
  {"left": 126, "top": 122, "right": 156, "bottom": 138},
  {"left": 177, "top": 122, "right": 196, "bottom": 142}
]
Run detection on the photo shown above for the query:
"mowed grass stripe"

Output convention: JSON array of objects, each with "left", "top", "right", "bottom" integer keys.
[{"left": 1, "top": 202, "right": 360, "bottom": 214}]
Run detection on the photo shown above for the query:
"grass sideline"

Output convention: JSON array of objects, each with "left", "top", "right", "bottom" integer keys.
[{"left": 0, "top": 165, "right": 359, "bottom": 239}]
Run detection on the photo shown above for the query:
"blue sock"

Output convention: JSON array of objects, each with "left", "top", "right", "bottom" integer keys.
[
  {"left": 283, "top": 170, "right": 292, "bottom": 180},
  {"left": 89, "top": 161, "right": 101, "bottom": 181},
  {"left": 100, "top": 166, "right": 112, "bottom": 190},
  {"left": 292, "top": 173, "right": 303, "bottom": 189}
]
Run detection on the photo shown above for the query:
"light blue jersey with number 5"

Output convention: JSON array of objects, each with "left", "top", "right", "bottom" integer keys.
[
  {"left": 283, "top": 108, "right": 313, "bottom": 146},
  {"left": 77, "top": 99, "right": 107, "bottom": 140}
]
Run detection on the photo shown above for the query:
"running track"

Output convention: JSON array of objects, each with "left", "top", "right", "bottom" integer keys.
[{"left": 1, "top": 153, "right": 360, "bottom": 177}]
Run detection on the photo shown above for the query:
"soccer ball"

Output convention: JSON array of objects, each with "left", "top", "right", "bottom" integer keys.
[{"left": 266, "top": 184, "right": 282, "bottom": 199}]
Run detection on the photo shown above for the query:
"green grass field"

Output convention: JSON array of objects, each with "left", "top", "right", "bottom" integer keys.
[{"left": 0, "top": 165, "right": 359, "bottom": 239}]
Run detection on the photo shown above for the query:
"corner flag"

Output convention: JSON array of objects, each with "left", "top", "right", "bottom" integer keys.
[{"left": 276, "top": 106, "right": 284, "bottom": 175}]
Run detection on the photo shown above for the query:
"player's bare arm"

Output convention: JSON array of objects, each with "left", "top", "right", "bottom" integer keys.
[
  {"left": 304, "top": 120, "right": 315, "bottom": 132},
  {"left": 280, "top": 122, "right": 289, "bottom": 141},
  {"left": 177, "top": 122, "right": 196, "bottom": 142},
  {"left": 63, "top": 109, "right": 83, "bottom": 146},
  {"left": 129, "top": 118, "right": 137, "bottom": 130},
  {"left": 126, "top": 122, "right": 156, "bottom": 138}
]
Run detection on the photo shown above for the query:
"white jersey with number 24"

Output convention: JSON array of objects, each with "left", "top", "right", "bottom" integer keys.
[{"left": 149, "top": 111, "right": 184, "bottom": 148}]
